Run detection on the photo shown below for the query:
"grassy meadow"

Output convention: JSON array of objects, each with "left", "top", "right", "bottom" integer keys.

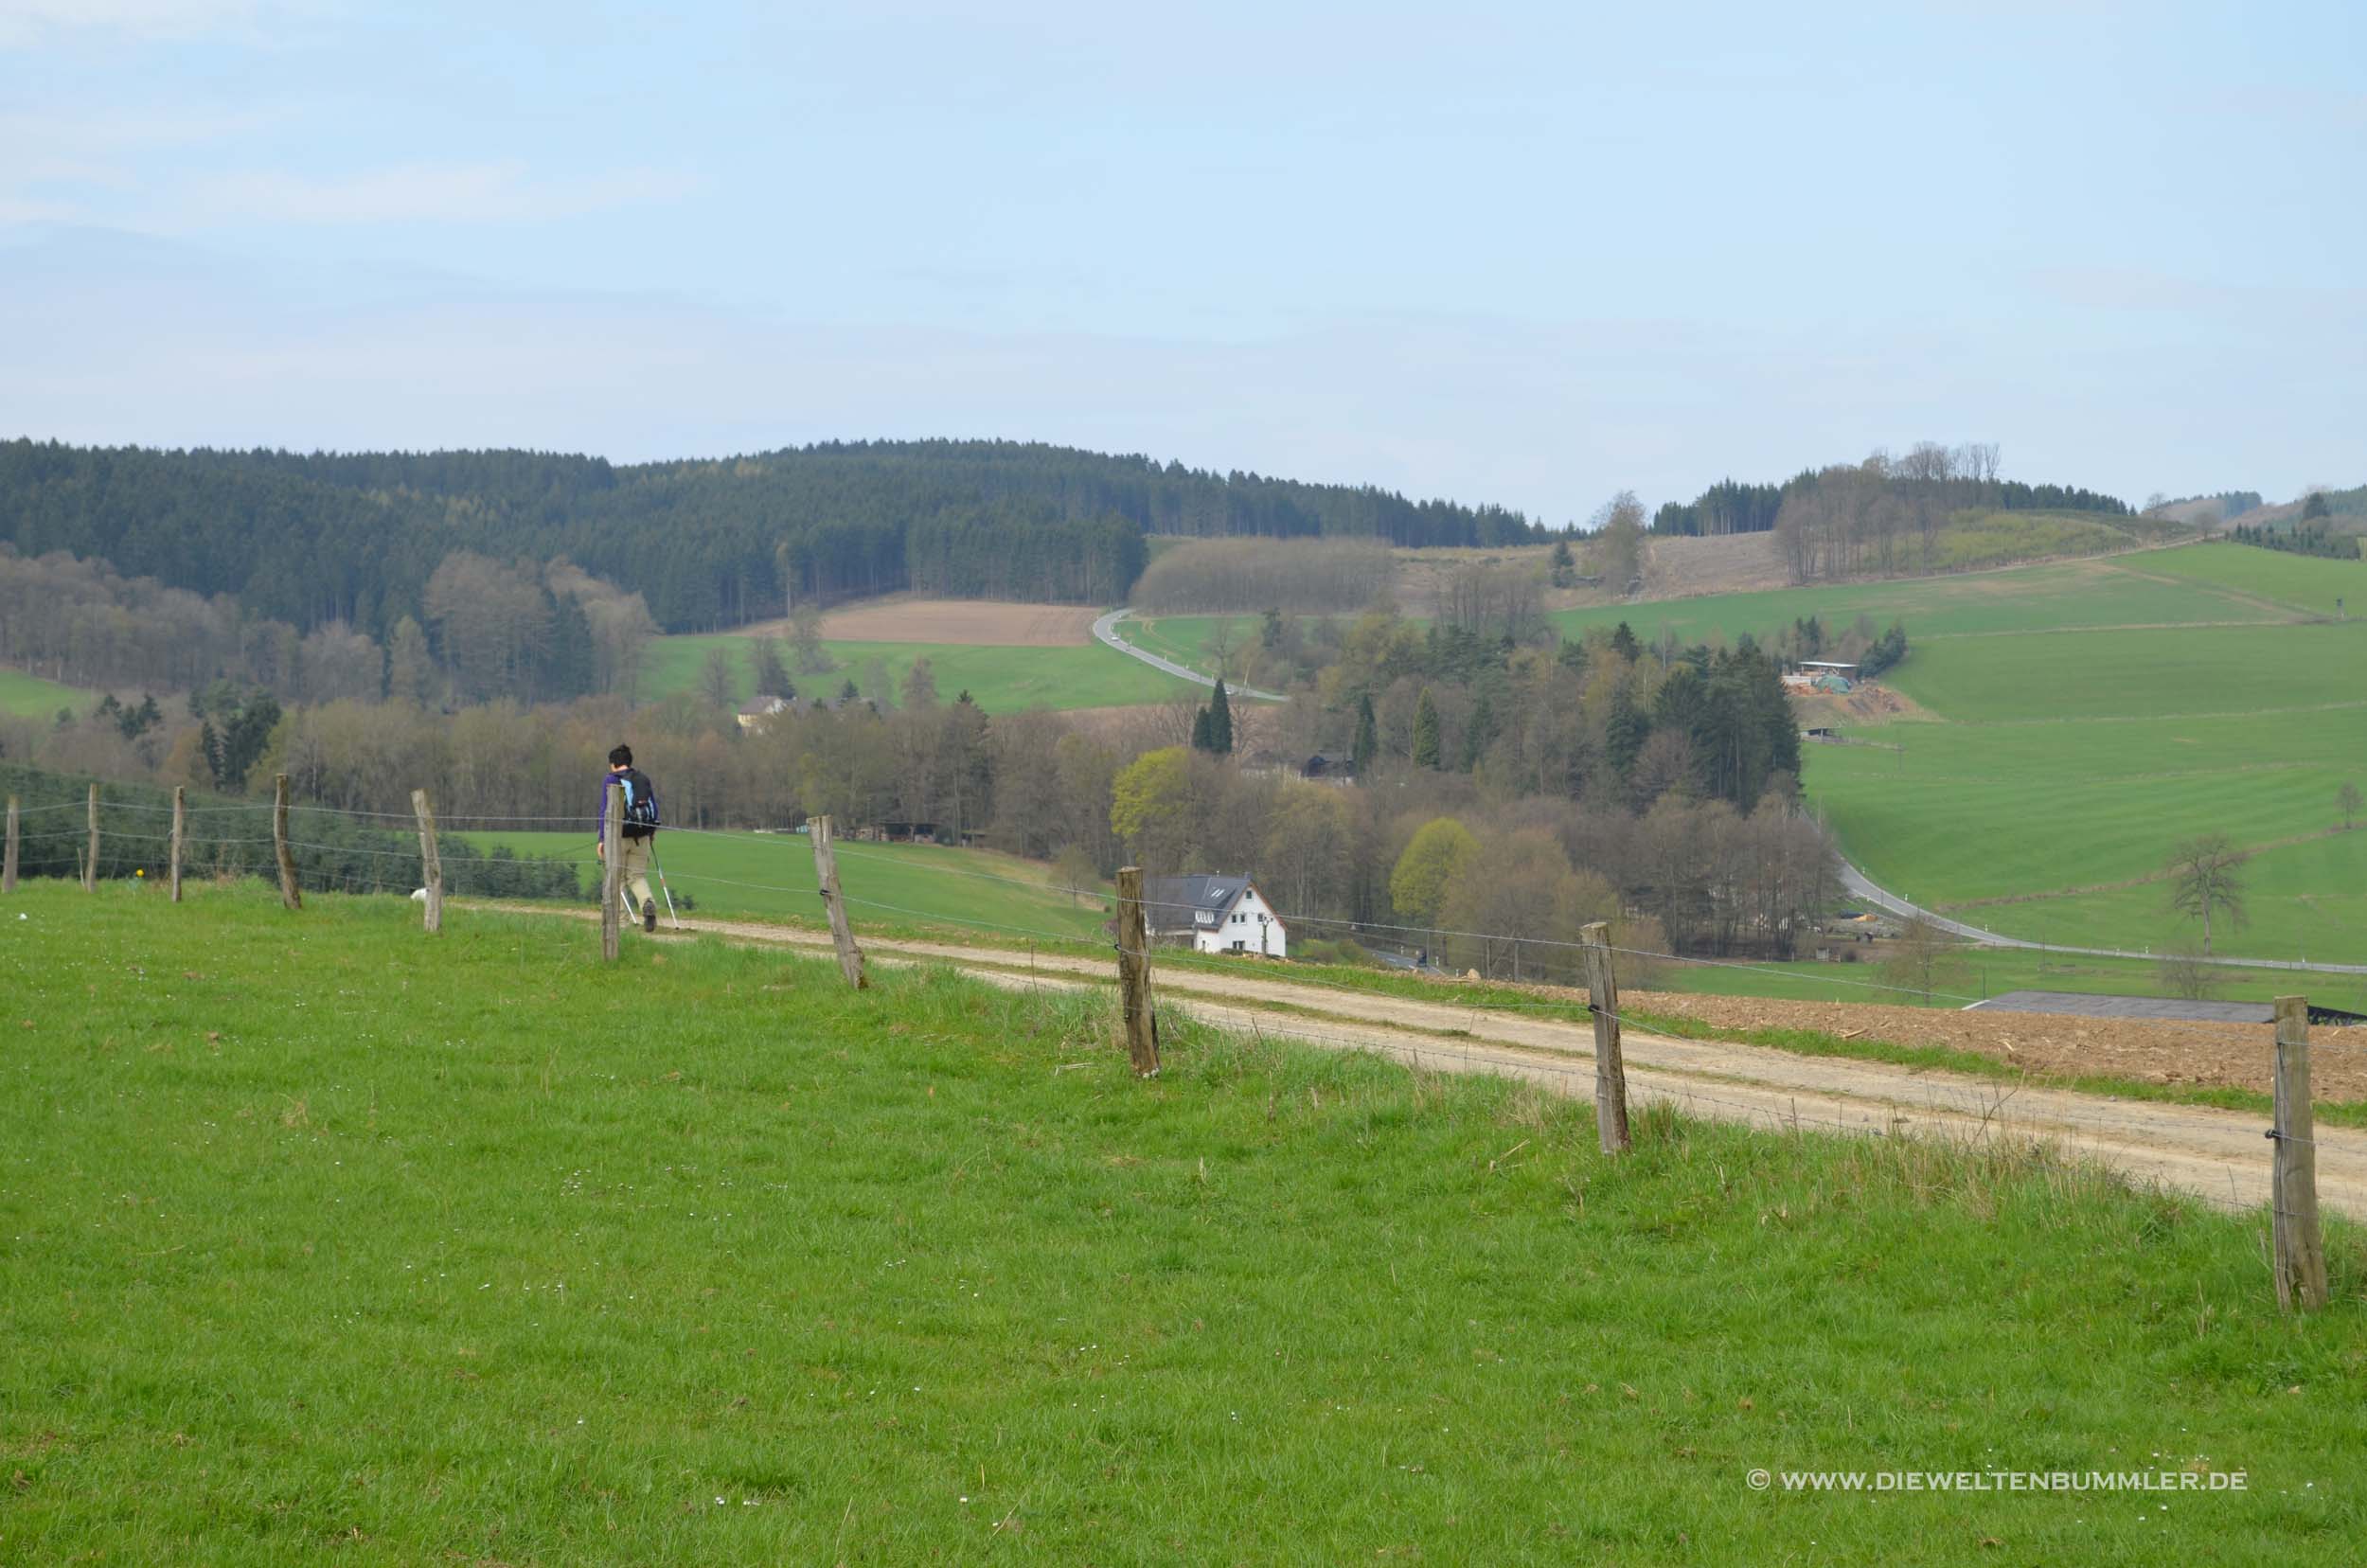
[
  {"left": 644, "top": 633, "right": 1189, "bottom": 713},
  {"left": 1553, "top": 548, "right": 2305, "bottom": 647},
  {"left": 1125, "top": 545, "right": 2296, "bottom": 677},
  {"left": 3, "top": 882, "right": 2363, "bottom": 1564},
  {"left": 0, "top": 666, "right": 91, "bottom": 720},
  {"left": 1812, "top": 545, "right": 2367, "bottom": 959},
  {"left": 458, "top": 829, "right": 1112, "bottom": 944},
  {"left": 1115, "top": 613, "right": 1259, "bottom": 674}
]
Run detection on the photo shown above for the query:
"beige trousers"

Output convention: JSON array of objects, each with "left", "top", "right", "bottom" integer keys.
[{"left": 610, "top": 835, "right": 655, "bottom": 922}]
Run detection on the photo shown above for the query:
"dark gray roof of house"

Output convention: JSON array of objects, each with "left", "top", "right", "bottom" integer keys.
[
  {"left": 1965, "top": 990, "right": 2270, "bottom": 1025},
  {"left": 1143, "top": 874, "right": 1249, "bottom": 930}
]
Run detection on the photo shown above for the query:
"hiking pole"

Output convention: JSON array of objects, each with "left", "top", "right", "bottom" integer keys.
[{"left": 650, "top": 840, "right": 683, "bottom": 930}]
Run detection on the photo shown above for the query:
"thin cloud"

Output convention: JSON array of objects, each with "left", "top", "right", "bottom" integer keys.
[
  {"left": 0, "top": 0, "right": 297, "bottom": 46},
  {"left": 174, "top": 160, "right": 701, "bottom": 225}
]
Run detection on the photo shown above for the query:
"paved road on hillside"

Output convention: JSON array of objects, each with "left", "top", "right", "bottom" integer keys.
[
  {"left": 491, "top": 901, "right": 2367, "bottom": 1219},
  {"left": 1839, "top": 861, "right": 2367, "bottom": 977},
  {"left": 1092, "top": 609, "right": 1286, "bottom": 701}
]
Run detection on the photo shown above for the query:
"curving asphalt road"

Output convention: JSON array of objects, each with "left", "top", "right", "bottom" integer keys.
[
  {"left": 1839, "top": 860, "right": 2367, "bottom": 977},
  {"left": 1092, "top": 609, "right": 1286, "bottom": 702}
]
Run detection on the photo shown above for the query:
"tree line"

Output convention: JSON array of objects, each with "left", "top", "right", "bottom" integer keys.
[
  {"left": 1651, "top": 442, "right": 2125, "bottom": 539},
  {"left": 2227, "top": 520, "right": 2361, "bottom": 561},
  {"left": 0, "top": 438, "right": 1543, "bottom": 637},
  {"left": 1133, "top": 537, "right": 1397, "bottom": 614},
  {"left": 0, "top": 543, "right": 659, "bottom": 708},
  {"left": 1209, "top": 608, "right": 1808, "bottom": 817},
  {"left": 4, "top": 598, "right": 1839, "bottom": 962}
]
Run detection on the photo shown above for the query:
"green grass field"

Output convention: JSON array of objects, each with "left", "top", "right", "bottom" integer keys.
[
  {"left": 644, "top": 633, "right": 1190, "bottom": 713},
  {"left": 0, "top": 667, "right": 93, "bottom": 720},
  {"left": 1807, "top": 548, "right": 2367, "bottom": 959},
  {"left": 4, "top": 882, "right": 2361, "bottom": 1563},
  {"left": 457, "top": 829, "right": 1112, "bottom": 943},
  {"left": 2134, "top": 544, "right": 2367, "bottom": 618},
  {"left": 1555, "top": 548, "right": 2311, "bottom": 648},
  {"left": 1127, "top": 547, "right": 2306, "bottom": 676}
]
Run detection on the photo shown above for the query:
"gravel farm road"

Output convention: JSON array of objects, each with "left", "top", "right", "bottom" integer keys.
[{"left": 497, "top": 901, "right": 2367, "bottom": 1220}]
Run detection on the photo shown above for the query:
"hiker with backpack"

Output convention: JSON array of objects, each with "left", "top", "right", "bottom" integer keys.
[{"left": 596, "top": 743, "right": 664, "bottom": 933}]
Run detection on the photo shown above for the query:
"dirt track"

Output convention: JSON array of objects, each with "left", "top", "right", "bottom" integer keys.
[{"left": 498, "top": 905, "right": 2367, "bottom": 1219}]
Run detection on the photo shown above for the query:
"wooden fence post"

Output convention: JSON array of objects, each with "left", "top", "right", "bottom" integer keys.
[
  {"left": 1580, "top": 921, "right": 1631, "bottom": 1154},
  {"left": 272, "top": 774, "right": 301, "bottom": 910},
  {"left": 84, "top": 782, "right": 98, "bottom": 893},
  {"left": 412, "top": 788, "right": 443, "bottom": 935},
  {"left": 1114, "top": 866, "right": 1161, "bottom": 1078},
  {"left": 169, "top": 786, "right": 185, "bottom": 903},
  {"left": 2271, "top": 995, "right": 2328, "bottom": 1311},
  {"left": 3, "top": 795, "right": 17, "bottom": 895},
  {"left": 600, "top": 775, "right": 623, "bottom": 963},
  {"left": 810, "top": 815, "right": 869, "bottom": 989}
]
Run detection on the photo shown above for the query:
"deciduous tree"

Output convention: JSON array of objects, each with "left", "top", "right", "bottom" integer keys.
[
  {"left": 2165, "top": 833, "right": 2248, "bottom": 955},
  {"left": 1389, "top": 816, "right": 1477, "bottom": 925}
]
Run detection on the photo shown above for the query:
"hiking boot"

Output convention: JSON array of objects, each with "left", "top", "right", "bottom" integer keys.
[{"left": 643, "top": 897, "right": 658, "bottom": 933}]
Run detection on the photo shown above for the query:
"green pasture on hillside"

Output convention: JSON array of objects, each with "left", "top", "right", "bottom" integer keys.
[
  {"left": 1921, "top": 830, "right": 2367, "bottom": 978},
  {"left": 1554, "top": 551, "right": 2303, "bottom": 648},
  {"left": 1803, "top": 549, "right": 2367, "bottom": 959},
  {"left": 1812, "top": 710, "right": 2364, "bottom": 906},
  {"left": 4, "top": 882, "right": 2362, "bottom": 1564},
  {"left": 644, "top": 633, "right": 1189, "bottom": 713},
  {"left": 459, "top": 829, "right": 1112, "bottom": 944},
  {"left": 1880, "top": 622, "right": 2367, "bottom": 722},
  {"left": 2134, "top": 543, "right": 2367, "bottom": 618},
  {"left": 0, "top": 667, "right": 92, "bottom": 719},
  {"left": 1128, "top": 550, "right": 2309, "bottom": 681}
]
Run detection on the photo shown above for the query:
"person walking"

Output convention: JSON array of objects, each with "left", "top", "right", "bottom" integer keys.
[{"left": 596, "top": 743, "right": 663, "bottom": 933}]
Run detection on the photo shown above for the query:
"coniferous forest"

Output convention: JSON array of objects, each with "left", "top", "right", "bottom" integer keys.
[{"left": 0, "top": 438, "right": 1544, "bottom": 635}]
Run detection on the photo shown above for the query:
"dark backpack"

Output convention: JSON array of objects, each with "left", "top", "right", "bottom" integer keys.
[{"left": 617, "top": 767, "right": 662, "bottom": 839}]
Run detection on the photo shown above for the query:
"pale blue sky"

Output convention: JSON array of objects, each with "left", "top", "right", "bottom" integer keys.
[{"left": 3, "top": 0, "right": 2360, "bottom": 520}]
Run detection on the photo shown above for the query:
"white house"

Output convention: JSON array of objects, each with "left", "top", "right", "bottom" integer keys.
[
  {"left": 735, "top": 694, "right": 792, "bottom": 732},
  {"left": 1143, "top": 874, "right": 1288, "bottom": 958}
]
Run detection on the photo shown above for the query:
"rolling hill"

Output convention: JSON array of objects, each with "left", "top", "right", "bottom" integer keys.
[{"left": 1800, "top": 543, "right": 2367, "bottom": 961}]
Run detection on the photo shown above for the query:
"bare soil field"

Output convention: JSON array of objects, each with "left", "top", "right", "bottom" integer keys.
[
  {"left": 1629, "top": 989, "right": 2367, "bottom": 1100},
  {"left": 744, "top": 597, "right": 1100, "bottom": 647}
]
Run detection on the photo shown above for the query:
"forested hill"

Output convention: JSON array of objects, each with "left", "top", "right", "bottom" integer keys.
[{"left": 0, "top": 438, "right": 1540, "bottom": 634}]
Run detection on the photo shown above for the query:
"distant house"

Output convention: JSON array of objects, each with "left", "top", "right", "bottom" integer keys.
[
  {"left": 1143, "top": 874, "right": 1288, "bottom": 958},
  {"left": 735, "top": 694, "right": 792, "bottom": 732},
  {"left": 1300, "top": 753, "right": 1359, "bottom": 785},
  {"left": 1238, "top": 749, "right": 1291, "bottom": 778}
]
